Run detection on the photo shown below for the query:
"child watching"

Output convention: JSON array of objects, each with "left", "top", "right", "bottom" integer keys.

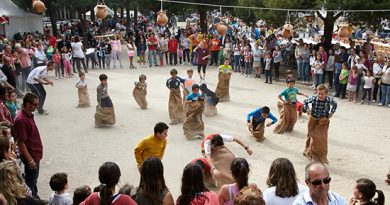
[
  {"left": 73, "top": 185, "right": 91, "bottom": 205},
  {"left": 75, "top": 72, "right": 90, "bottom": 108},
  {"left": 219, "top": 59, "right": 233, "bottom": 73},
  {"left": 62, "top": 47, "right": 73, "bottom": 78},
  {"left": 4, "top": 90, "right": 17, "bottom": 119},
  {"left": 313, "top": 54, "right": 325, "bottom": 89},
  {"left": 335, "top": 62, "right": 349, "bottom": 99},
  {"left": 178, "top": 45, "right": 184, "bottom": 65},
  {"left": 347, "top": 66, "right": 359, "bottom": 102},
  {"left": 361, "top": 70, "right": 374, "bottom": 104},
  {"left": 285, "top": 69, "right": 293, "bottom": 83},
  {"left": 49, "top": 173, "right": 72, "bottom": 205},
  {"left": 52, "top": 49, "right": 62, "bottom": 80},
  {"left": 244, "top": 45, "right": 253, "bottom": 78},
  {"left": 264, "top": 52, "right": 272, "bottom": 84},
  {"left": 218, "top": 46, "right": 225, "bottom": 65}
]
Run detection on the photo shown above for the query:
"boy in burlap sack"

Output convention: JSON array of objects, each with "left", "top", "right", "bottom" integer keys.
[
  {"left": 166, "top": 69, "right": 185, "bottom": 125},
  {"left": 201, "top": 134, "right": 252, "bottom": 188},
  {"left": 247, "top": 106, "right": 277, "bottom": 142},
  {"left": 75, "top": 72, "right": 91, "bottom": 108},
  {"left": 183, "top": 84, "right": 205, "bottom": 139},
  {"left": 274, "top": 79, "right": 308, "bottom": 134},
  {"left": 94, "top": 74, "right": 116, "bottom": 128},
  {"left": 302, "top": 84, "right": 337, "bottom": 164},
  {"left": 215, "top": 59, "right": 233, "bottom": 102},
  {"left": 133, "top": 74, "right": 148, "bottom": 109},
  {"left": 200, "top": 83, "right": 219, "bottom": 117}
]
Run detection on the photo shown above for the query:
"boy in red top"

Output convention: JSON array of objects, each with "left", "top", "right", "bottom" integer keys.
[
  {"left": 49, "top": 33, "right": 57, "bottom": 48},
  {"left": 209, "top": 35, "right": 220, "bottom": 66},
  {"left": 147, "top": 33, "right": 158, "bottom": 67},
  {"left": 168, "top": 35, "right": 178, "bottom": 66}
]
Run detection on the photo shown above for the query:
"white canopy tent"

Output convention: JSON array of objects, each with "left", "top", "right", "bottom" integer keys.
[{"left": 0, "top": 0, "right": 43, "bottom": 39}]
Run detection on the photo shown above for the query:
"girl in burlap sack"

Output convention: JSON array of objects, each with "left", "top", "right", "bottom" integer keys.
[
  {"left": 166, "top": 69, "right": 185, "bottom": 125},
  {"left": 75, "top": 72, "right": 91, "bottom": 108},
  {"left": 133, "top": 74, "right": 148, "bottom": 109},
  {"left": 274, "top": 79, "right": 308, "bottom": 134},
  {"left": 95, "top": 74, "right": 116, "bottom": 128}
]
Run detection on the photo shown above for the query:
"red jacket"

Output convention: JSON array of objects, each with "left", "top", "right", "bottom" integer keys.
[{"left": 168, "top": 39, "right": 178, "bottom": 53}]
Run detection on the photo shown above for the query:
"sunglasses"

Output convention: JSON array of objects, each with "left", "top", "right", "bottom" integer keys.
[{"left": 309, "top": 177, "right": 331, "bottom": 186}]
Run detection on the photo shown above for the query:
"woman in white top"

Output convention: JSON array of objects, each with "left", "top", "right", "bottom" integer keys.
[
  {"left": 263, "top": 158, "right": 307, "bottom": 205},
  {"left": 71, "top": 36, "right": 88, "bottom": 73},
  {"left": 109, "top": 35, "right": 123, "bottom": 68}
]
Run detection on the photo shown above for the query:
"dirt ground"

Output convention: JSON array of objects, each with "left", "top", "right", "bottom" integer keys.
[{"left": 32, "top": 53, "right": 390, "bottom": 201}]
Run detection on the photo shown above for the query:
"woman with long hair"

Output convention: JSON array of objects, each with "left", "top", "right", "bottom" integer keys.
[
  {"left": 176, "top": 163, "right": 218, "bottom": 205},
  {"left": 349, "top": 178, "right": 385, "bottom": 205},
  {"left": 82, "top": 162, "right": 137, "bottom": 205},
  {"left": 134, "top": 157, "right": 174, "bottom": 205},
  {"left": 71, "top": 36, "right": 88, "bottom": 73},
  {"left": 263, "top": 158, "right": 307, "bottom": 205},
  {"left": 0, "top": 161, "right": 36, "bottom": 205},
  {"left": 127, "top": 37, "right": 136, "bottom": 69},
  {"left": 218, "top": 158, "right": 250, "bottom": 205}
]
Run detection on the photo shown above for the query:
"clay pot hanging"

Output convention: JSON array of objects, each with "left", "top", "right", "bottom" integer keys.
[
  {"left": 216, "top": 24, "right": 228, "bottom": 36},
  {"left": 95, "top": 4, "right": 107, "bottom": 19},
  {"left": 338, "top": 24, "right": 349, "bottom": 39},
  {"left": 157, "top": 10, "right": 168, "bottom": 26},
  {"left": 282, "top": 24, "right": 293, "bottom": 38},
  {"left": 32, "top": 0, "right": 46, "bottom": 13}
]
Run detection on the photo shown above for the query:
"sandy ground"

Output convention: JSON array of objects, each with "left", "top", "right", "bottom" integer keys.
[{"left": 31, "top": 52, "right": 390, "bottom": 201}]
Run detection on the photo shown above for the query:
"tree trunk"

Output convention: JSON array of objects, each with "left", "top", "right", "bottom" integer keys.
[
  {"left": 114, "top": 6, "right": 118, "bottom": 20},
  {"left": 44, "top": 0, "right": 58, "bottom": 36},
  {"left": 317, "top": 11, "right": 342, "bottom": 51},
  {"left": 90, "top": 7, "right": 96, "bottom": 22},
  {"left": 78, "top": 9, "right": 89, "bottom": 49},
  {"left": 133, "top": 6, "right": 138, "bottom": 30},
  {"left": 121, "top": 7, "right": 124, "bottom": 19},
  {"left": 198, "top": 6, "right": 207, "bottom": 33},
  {"left": 126, "top": 0, "right": 131, "bottom": 28}
]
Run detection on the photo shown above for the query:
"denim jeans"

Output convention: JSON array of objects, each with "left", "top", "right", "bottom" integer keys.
[
  {"left": 303, "top": 62, "right": 310, "bottom": 82},
  {"left": 334, "top": 72, "right": 340, "bottom": 92},
  {"left": 28, "top": 83, "right": 46, "bottom": 113},
  {"left": 148, "top": 50, "right": 157, "bottom": 66},
  {"left": 21, "top": 156, "right": 40, "bottom": 197},
  {"left": 265, "top": 70, "right": 272, "bottom": 83},
  {"left": 234, "top": 55, "right": 240, "bottom": 72},
  {"left": 381, "top": 84, "right": 390, "bottom": 105},
  {"left": 355, "top": 73, "right": 363, "bottom": 99},
  {"left": 245, "top": 62, "right": 251, "bottom": 75},
  {"left": 314, "top": 74, "right": 324, "bottom": 87},
  {"left": 21, "top": 66, "right": 32, "bottom": 92},
  {"left": 297, "top": 59, "right": 304, "bottom": 79}
]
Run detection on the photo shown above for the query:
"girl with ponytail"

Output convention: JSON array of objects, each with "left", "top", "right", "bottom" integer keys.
[
  {"left": 350, "top": 178, "right": 385, "bottom": 205},
  {"left": 218, "top": 158, "right": 250, "bottom": 205},
  {"left": 82, "top": 162, "right": 137, "bottom": 205}
]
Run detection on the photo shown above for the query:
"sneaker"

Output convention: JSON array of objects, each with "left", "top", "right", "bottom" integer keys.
[
  {"left": 372, "top": 100, "right": 376, "bottom": 102},
  {"left": 38, "top": 110, "right": 49, "bottom": 115},
  {"left": 360, "top": 100, "right": 364, "bottom": 104},
  {"left": 55, "top": 77, "right": 58, "bottom": 80},
  {"left": 388, "top": 104, "right": 390, "bottom": 108},
  {"left": 378, "top": 103, "right": 383, "bottom": 106}
]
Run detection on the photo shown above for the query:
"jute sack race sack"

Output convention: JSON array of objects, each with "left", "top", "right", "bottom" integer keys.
[
  {"left": 94, "top": 105, "right": 116, "bottom": 127},
  {"left": 304, "top": 116, "right": 330, "bottom": 164},
  {"left": 204, "top": 101, "right": 218, "bottom": 117},
  {"left": 273, "top": 102, "right": 298, "bottom": 134},
  {"left": 251, "top": 121, "right": 265, "bottom": 142},
  {"left": 183, "top": 89, "right": 190, "bottom": 111},
  {"left": 78, "top": 86, "right": 91, "bottom": 107},
  {"left": 133, "top": 86, "right": 148, "bottom": 109},
  {"left": 183, "top": 101, "right": 205, "bottom": 139},
  {"left": 168, "top": 88, "right": 185, "bottom": 124},
  {"left": 210, "top": 145, "right": 236, "bottom": 188},
  {"left": 215, "top": 72, "right": 231, "bottom": 102}
]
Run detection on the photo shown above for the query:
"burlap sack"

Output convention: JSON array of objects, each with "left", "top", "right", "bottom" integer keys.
[
  {"left": 133, "top": 86, "right": 148, "bottom": 109},
  {"left": 168, "top": 88, "right": 185, "bottom": 124},
  {"left": 183, "top": 101, "right": 205, "bottom": 139},
  {"left": 210, "top": 145, "right": 235, "bottom": 188},
  {"left": 94, "top": 105, "right": 116, "bottom": 127},
  {"left": 273, "top": 102, "right": 298, "bottom": 134},
  {"left": 304, "top": 116, "right": 330, "bottom": 164},
  {"left": 77, "top": 87, "right": 91, "bottom": 107},
  {"left": 204, "top": 102, "right": 218, "bottom": 117},
  {"left": 215, "top": 72, "right": 231, "bottom": 102},
  {"left": 251, "top": 122, "right": 265, "bottom": 141},
  {"left": 183, "top": 89, "right": 190, "bottom": 111}
]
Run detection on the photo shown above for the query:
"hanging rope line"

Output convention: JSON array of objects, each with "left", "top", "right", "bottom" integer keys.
[{"left": 158, "top": 0, "right": 390, "bottom": 13}]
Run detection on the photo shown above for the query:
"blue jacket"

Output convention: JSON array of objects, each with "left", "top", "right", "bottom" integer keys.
[{"left": 247, "top": 108, "right": 278, "bottom": 124}]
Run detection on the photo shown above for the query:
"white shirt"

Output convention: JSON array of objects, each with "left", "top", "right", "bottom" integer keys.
[
  {"left": 348, "top": 55, "right": 360, "bottom": 68},
  {"left": 75, "top": 79, "right": 87, "bottom": 88},
  {"left": 204, "top": 134, "right": 234, "bottom": 155},
  {"left": 363, "top": 76, "right": 374, "bottom": 89},
  {"left": 71, "top": 42, "right": 85, "bottom": 58},
  {"left": 27, "top": 66, "right": 47, "bottom": 84},
  {"left": 292, "top": 190, "right": 347, "bottom": 205},
  {"left": 263, "top": 183, "right": 308, "bottom": 205},
  {"left": 49, "top": 192, "right": 72, "bottom": 205},
  {"left": 34, "top": 49, "right": 47, "bottom": 64},
  {"left": 372, "top": 63, "right": 384, "bottom": 78}
]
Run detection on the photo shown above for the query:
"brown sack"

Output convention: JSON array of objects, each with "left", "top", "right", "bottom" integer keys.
[
  {"left": 304, "top": 116, "right": 330, "bottom": 164},
  {"left": 183, "top": 101, "right": 205, "bottom": 139},
  {"left": 210, "top": 145, "right": 236, "bottom": 188},
  {"left": 204, "top": 102, "right": 218, "bottom": 117},
  {"left": 215, "top": 72, "right": 231, "bottom": 102},
  {"left": 168, "top": 88, "right": 185, "bottom": 124},
  {"left": 133, "top": 86, "right": 148, "bottom": 109},
  {"left": 183, "top": 89, "right": 190, "bottom": 111},
  {"left": 273, "top": 102, "right": 298, "bottom": 134},
  {"left": 77, "top": 87, "right": 91, "bottom": 107},
  {"left": 251, "top": 122, "right": 265, "bottom": 141},
  {"left": 94, "top": 105, "right": 116, "bottom": 127}
]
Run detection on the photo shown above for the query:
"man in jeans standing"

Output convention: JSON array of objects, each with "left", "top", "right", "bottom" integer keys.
[
  {"left": 14, "top": 93, "right": 44, "bottom": 200},
  {"left": 26, "top": 61, "right": 55, "bottom": 115},
  {"left": 15, "top": 43, "right": 32, "bottom": 93},
  {"left": 147, "top": 33, "right": 158, "bottom": 67}
]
